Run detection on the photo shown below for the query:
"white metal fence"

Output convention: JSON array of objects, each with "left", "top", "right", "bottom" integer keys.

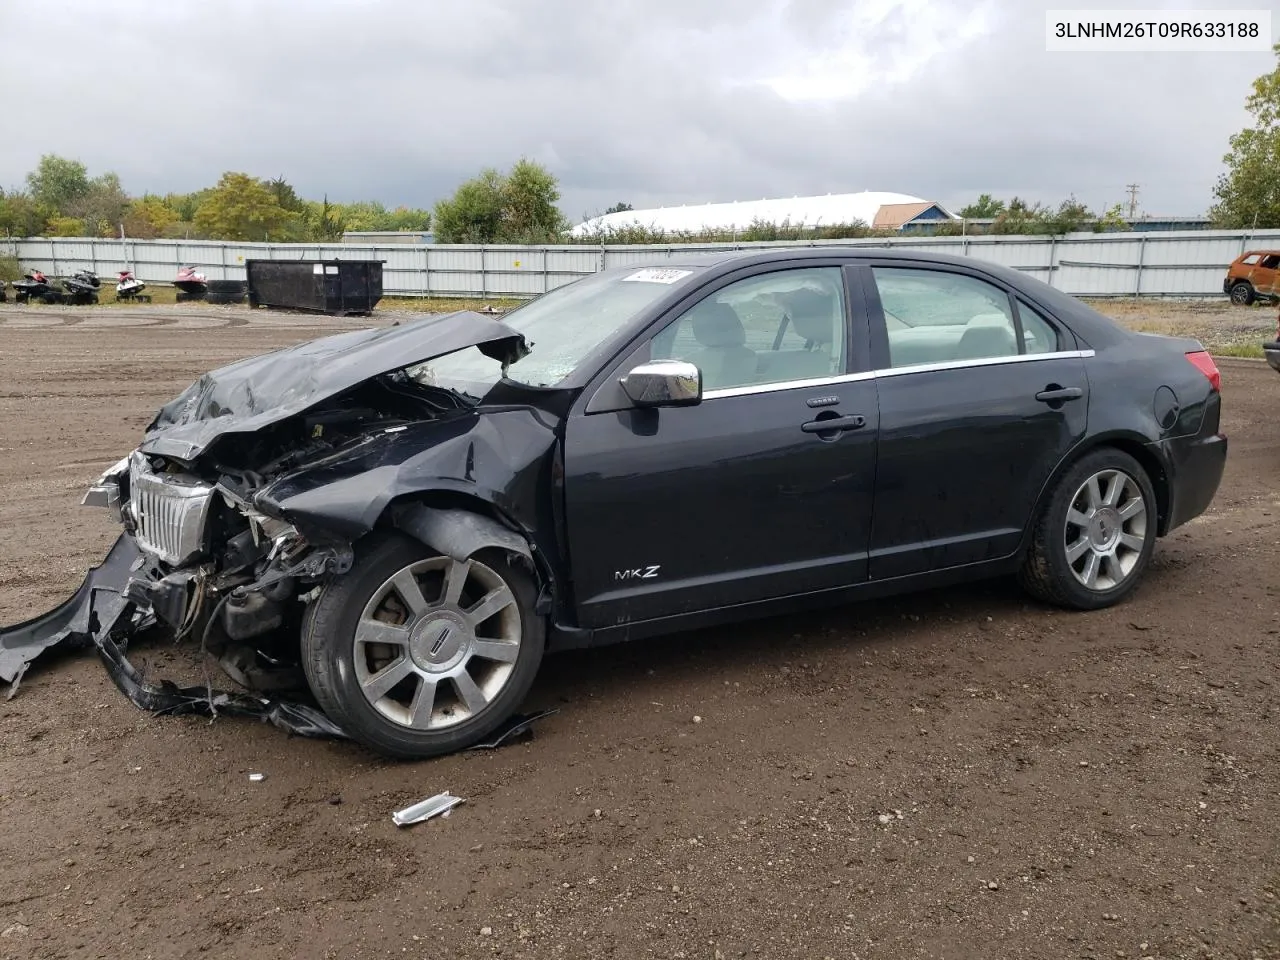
[{"left": 4, "top": 229, "right": 1279, "bottom": 300}]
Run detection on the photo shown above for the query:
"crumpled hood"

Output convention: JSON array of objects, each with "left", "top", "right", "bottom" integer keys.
[{"left": 140, "top": 311, "right": 529, "bottom": 460}]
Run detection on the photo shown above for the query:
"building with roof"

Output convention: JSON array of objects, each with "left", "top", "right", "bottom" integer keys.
[{"left": 570, "top": 191, "right": 955, "bottom": 237}]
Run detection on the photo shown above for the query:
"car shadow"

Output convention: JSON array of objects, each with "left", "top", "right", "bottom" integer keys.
[{"left": 530, "top": 576, "right": 1034, "bottom": 706}]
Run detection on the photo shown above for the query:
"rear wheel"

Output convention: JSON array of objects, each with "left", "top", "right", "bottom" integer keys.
[
  {"left": 1019, "top": 449, "right": 1157, "bottom": 610},
  {"left": 1229, "top": 281, "right": 1255, "bottom": 306},
  {"left": 301, "top": 531, "right": 545, "bottom": 759}
]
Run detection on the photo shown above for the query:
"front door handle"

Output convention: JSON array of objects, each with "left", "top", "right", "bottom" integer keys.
[
  {"left": 1034, "top": 386, "right": 1084, "bottom": 403},
  {"left": 801, "top": 414, "right": 866, "bottom": 434}
]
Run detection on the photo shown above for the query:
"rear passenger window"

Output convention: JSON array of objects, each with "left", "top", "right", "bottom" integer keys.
[
  {"left": 1261, "top": 255, "right": 1280, "bottom": 269},
  {"left": 1016, "top": 299, "right": 1061, "bottom": 354},
  {"left": 872, "top": 268, "right": 1020, "bottom": 369}
]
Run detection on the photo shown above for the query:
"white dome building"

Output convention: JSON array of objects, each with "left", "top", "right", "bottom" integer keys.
[{"left": 571, "top": 191, "right": 955, "bottom": 236}]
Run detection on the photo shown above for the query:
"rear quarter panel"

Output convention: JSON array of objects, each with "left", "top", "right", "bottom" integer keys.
[{"left": 1023, "top": 331, "right": 1219, "bottom": 541}]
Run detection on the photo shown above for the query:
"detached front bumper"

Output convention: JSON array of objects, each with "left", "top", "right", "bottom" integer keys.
[
  {"left": 0, "top": 534, "right": 144, "bottom": 686},
  {"left": 0, "top": 532, "right": 347, "bottom": 740}
]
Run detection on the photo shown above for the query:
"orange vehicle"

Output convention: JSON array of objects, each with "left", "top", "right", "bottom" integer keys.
[{"left": 1224, "top": 250, "right": 1280, "bottom": 305}]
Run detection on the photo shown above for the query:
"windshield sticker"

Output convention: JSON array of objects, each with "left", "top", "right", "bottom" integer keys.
[{"left": 620, "top": 268, "right": 693, "bottom": 284}]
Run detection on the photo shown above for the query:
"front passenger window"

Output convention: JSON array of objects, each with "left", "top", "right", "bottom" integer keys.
[{"left": 651, "top": 267, "right": 846, "bottom": 391}]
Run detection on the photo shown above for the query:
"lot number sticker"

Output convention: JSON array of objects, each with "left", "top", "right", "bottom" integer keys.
[{"left": 621, "top": 268, "right": 693, "bottom": 284}]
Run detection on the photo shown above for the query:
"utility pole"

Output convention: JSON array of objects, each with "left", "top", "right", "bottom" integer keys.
[{"left": 1125, "top": 183, "right": 1140, "bottom": 220}]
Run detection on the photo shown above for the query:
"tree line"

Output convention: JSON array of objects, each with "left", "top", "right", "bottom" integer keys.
[{"left": 0, "top": 159, "right": 432, "bottom": 242}]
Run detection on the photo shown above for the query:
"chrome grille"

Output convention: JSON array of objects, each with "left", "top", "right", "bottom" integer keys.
[{"left": 128, "top": 456, "right": 215, "bottom": 566}]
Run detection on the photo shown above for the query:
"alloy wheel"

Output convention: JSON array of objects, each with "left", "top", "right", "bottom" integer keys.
[
  {"left": 1063, "top": 468, "right": 1149, "bottom": 591},
  {"left": 353, "top": 556, "right": 522, "bottom": 730}
]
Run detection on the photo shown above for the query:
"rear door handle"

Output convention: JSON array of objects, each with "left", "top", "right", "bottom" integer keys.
[
  {"left": 801, "top": 414, "right": 866, "bottom": 433},
  {"left": 1034, "top": 386, "right": 1084, "bottom": 403}
]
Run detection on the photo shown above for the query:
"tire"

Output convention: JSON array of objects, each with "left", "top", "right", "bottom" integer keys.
[
  {"left": 1229, "top": 282, "right": 1255, "bottom": 306},
  {"left": 1018, "top": 448, "right": 1157, "bottom": 610},
  {"left": 205, "top": 280, "right": 247, "bottom": 305},
  {"left": 301, "top": 530, "right": 545, "bottom": 759}
]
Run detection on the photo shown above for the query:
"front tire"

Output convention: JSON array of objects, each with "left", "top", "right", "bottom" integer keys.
[
  {"left": 301, "top": 531, "right": 545, "bottom": 759},
  {"left": 1229, "top": 281, "right": 1255, "bottom": 306},
  {"left": 1019, "top": 449, "right": 1157, "bottom": 610}
]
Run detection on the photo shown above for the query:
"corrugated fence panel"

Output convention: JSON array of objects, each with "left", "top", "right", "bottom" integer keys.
[{"left": 9, "top": 230, "right": 1280, "bottom": 299}]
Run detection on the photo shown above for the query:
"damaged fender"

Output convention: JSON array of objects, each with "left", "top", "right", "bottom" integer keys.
[{"left": 391, "top": 503, "right": 533, "bottom": 565}]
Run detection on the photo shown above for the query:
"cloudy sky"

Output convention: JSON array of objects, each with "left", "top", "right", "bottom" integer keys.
[{"left": 0, "top": 0, "right": 1273, "bottom": 221}]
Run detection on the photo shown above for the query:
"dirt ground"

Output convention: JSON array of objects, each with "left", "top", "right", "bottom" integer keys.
[{"left": 1, "top": 300, "right": 1278, "bottom": 960}]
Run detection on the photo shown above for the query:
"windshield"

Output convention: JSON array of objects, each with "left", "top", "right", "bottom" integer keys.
[{"left": 409, "top": 267, "right": 701, "bottom": 395}]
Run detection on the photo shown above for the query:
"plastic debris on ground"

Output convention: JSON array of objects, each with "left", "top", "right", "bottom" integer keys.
[
  {"left": 392, "top": 792, "right": 465, "bottom": 827},
  {"left": 467, "top": 708, "right": 560, "bottom": 750}
]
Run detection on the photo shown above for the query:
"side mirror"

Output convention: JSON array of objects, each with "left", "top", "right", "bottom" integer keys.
[{"left": 619, "top": 360, "right": 701, "bottom": 408}]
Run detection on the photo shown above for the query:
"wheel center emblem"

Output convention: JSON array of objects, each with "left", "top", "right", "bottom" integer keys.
[
  {"left": 430, "top": 627, "right": 450, "bottom": 657},
  {"left": 409, "top": 614, "right": 471, "bottom": 673},
  {"left": 1090, "top": 507, "right": 1121, "bottom": 550}
]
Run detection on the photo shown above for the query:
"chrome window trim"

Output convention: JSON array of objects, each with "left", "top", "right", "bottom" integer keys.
[{"left": 700, "top": 349, "right": 1095, "bottom": 401}]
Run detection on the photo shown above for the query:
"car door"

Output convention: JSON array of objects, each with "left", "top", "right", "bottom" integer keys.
[
  {"left": 863, "top": 263, "right": 1089, "bottom": 580},
  {"left": 1253, "top": 254, "right": 1280, "bottom": 299},
  {"left": 562, "top": 263, "right": 879, "bottom": 630}
]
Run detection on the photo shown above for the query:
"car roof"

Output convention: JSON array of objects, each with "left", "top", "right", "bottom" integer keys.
[{"left": 607, "top": 245, "right": 1021, "bottom": 276}]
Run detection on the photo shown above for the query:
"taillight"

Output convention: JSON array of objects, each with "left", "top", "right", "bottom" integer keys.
[{"left": 1186, "top": 350, "right": 1221, "bottom": 392}]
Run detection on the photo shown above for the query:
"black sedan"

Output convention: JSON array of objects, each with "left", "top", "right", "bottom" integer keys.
[{"left": 0, "top": 249, "right": 1227, "bottom": 758}]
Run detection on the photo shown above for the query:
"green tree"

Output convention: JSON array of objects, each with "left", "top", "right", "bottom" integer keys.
[
  {"left": 26, "top": 154, "right": 89, "bottom": 215},
  {"left": 313, "top": 195, "right": 347, "bottom": 241},
  {"left": 434, "top": 160, "right": 566, "bottom": 243},
  {"left": 193, "top": 172, "right": 296, "bottom": 241},
  {"left": 434, "top": 168, "right": 507, "bottom": 243},
  {"left": 166, "top": 191, "right": 202, "bottom": 222},
  {"left": 1210, "top": 42, "right": 1280, "bottom": 228},
  {"left": 64, "top": 172, "right": 130, "bottom": 236},
  {"left": 0, "top": 189, "right": 46, "bottom": 236},
  {"left": 1094, "top": 203, "right": 1130, "bottom": 232},
  {"left": 603, "top": 201, "right": 633, "bottom": 215},
  {"left": 123, "top": 194, "right": 179, "bottom": 239},
  {"left": 382, "top": 205, "right": 431, "bottom": 232},
  {"left": 990, "top": 197, "right": 1048, "bottom": 234},
  {"left": 501, "top": 158, "right": 567, "bottom": 241},
  {"left": 957, "top": 193, "right": 1005, "bottom": 218},
  {"left": 1037, "top": 196, "right": 1093, "bottom": 235},
  {"left": 266, "top": 175, "right": 306, "bottom": 213}
]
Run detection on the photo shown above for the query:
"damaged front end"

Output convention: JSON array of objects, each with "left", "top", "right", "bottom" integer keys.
[
  {"left": 0, "top": 310, "right": 540, "bottom": 742},
  {"left": 0, "top": 449, "right": 353, "bottom": 737}
]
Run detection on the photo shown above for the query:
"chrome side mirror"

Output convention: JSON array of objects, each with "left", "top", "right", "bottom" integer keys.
[{"left": 619, "top": 360, "right": 702, "bottom": 408}]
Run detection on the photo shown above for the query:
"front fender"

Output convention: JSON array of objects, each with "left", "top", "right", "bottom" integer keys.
[{"left": 391, "top": 502, "right": 533, "bottom": 564}]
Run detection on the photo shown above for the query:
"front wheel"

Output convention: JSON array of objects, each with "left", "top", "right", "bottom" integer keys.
[
  {"left": 301, "top": 531, "right": 545, "bottom": 759},
  {"left": 1019, "top": 449, "right": 1157, "bottom": 610},
  {"left": 1229, "top": 282, "right": 1255, "bottom": 306}
]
